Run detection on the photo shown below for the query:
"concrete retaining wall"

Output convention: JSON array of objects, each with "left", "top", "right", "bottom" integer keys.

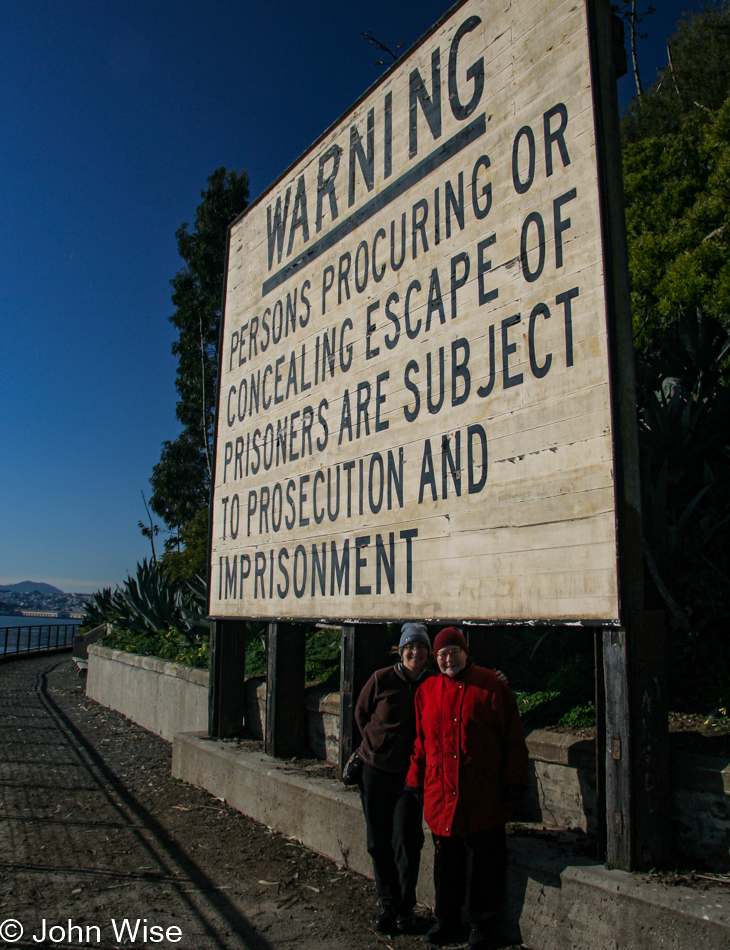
[
  {"left": 86, "top": 645, "right": 209, "bottom": 741},
  {"left": 240, "top": 677, "right": 339, "bottom": 762},
  {"left": 87, "top": 647, "right": 729, "bottom": 870},
  {"left": 305, "top": 687, "right": 340, "bottom": 762},
  {"left": 517, "top": 730, "right": 597, "bottom": 834},
  {"left": 672, "top": 751, "right": 730, "bottom": 870},
  {"left": 172, "top": 732, "right": 730, "bottom": 950}
]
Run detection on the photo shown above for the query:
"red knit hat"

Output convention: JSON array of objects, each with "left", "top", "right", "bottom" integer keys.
[{"left": 433, "top": 627, "right": 468, "bottom": 654}]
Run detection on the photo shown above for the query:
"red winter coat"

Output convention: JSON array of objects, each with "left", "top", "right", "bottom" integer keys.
[{"left": 406, "top": 662, "right": 528, "bottom": 836}]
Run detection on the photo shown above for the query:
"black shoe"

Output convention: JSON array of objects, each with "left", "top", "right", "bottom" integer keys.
[
  {"left": 466, "top": 929, "right": 486, "bottom": 950},
  {"left": 424, "top": 920, "right": 467, "bottom": 945},
  {"left": 396, "top": 909, "right": 416, "bottom": 933},
  {"left": 373, "top": 907, "right": 398, "bottom": 934},
  {"left": 467, "top": 927, "right": 498, "bottom": 950}
]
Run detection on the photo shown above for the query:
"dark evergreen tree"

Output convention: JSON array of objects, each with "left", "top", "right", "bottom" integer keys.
[
  {"left": 622, "top": 3, "right": 730, "bottom": 144},
  {"left": 636, "top": 308, "right": 730, "bottom": 708},
  {"left": 619, "top": 6, "right": 730, "bottom": 707},
  {"left": 150, "top": 167, "right": 249, "bottom": 553},
  {"left": 621, "top": 3, "right": 730, "bottom": 343}
]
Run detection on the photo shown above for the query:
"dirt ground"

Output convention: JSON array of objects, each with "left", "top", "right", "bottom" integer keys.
[{"left": 0, "top": 655, "right": 528, "bottom": 950}]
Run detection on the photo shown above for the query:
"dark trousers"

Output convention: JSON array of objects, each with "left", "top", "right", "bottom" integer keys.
[
  {"left": 432, "top": 826, "right": 507, "bottom": 933},
  {"left": 360, "top": 763, "right": 424, "bottom": 912}
]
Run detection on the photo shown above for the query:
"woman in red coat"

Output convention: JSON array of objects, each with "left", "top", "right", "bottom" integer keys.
[{"left": 406, "top": 627, "right": 528, "bottom": 950}]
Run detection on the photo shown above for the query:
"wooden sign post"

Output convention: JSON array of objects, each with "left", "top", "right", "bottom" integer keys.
[
  {"left": 586, "top": 0, "right": 670, "bottom": 870},
  {"left": 208, "top": 619, "right": 247, "bottom": 738}
]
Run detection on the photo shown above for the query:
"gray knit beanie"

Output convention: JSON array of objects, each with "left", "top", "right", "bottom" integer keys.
[{"left": 398, "top": 622, "right": 431, "bottom": 651}]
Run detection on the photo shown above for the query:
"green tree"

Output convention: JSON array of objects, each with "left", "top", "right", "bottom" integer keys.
[
  {"left": 621, "top": 4, "right": 730, "bottom": 344},
  {"left": 150, "top": 431, "right": 210, "bottom": 532},
  {"left": 619, "top": 5, "right": 730, "bottom": 711},
  {"left": 138, "top": 489, "right": 160, "bottom": 564},
  {"left": 150, "top": 167, "right": 249, "bottom": 556},
  {"left": 622, "top": 3, "right": 730, "bottom": 144},
  {"left": 636, "top": 308, "right": 730, "bottom": 706},
  {"left": 159, "top": 507, "right": 209, "bottom": 582}
]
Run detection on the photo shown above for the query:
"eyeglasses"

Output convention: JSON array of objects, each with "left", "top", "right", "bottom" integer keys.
[
  {"left": 436, "top": 647, "right": 463, "bottom": 660},
  {"left": 403, "top": 642, "right": 428, "bottom": 652}
]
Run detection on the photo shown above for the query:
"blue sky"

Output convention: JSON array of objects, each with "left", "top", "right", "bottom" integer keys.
[{"left": 0, "top": 0, "right": 711, "bottom": 594}]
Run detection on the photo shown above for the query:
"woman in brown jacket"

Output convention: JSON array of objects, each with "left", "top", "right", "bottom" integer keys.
[{"left": 354, "top": 622, "right": 432, "bottom": 935}]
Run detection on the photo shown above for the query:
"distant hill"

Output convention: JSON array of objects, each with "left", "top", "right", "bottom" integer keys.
[{"left": 0, "top": 581, "right": 64, "bottom": 595}]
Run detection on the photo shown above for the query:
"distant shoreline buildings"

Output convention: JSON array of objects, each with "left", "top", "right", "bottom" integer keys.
[
  {"left": 0, "top": 585, "right": 89, "bottom": 619},
  {"left": 14, "top": 608, "right": 85, "bottom": 619}
]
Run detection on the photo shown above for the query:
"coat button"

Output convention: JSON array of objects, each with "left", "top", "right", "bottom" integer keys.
[{"left": 453, "top": 754, "right": 457, "bottom": 759}]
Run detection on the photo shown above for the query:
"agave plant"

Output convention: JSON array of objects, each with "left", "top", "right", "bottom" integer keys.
[
  {"left": 84, "top": 560, "right": 272, "bottom": 661},
  {"left": 117, "top": 559, "right": 181, "bottom": 636},
  {"left": 175, "top": 574, "right": 211, "bottom": 643},
  {"left": 84, "top": 560, "right": 205, "bottom": 645},
  {"left": 82, "top": 588, "right": 116, "bottom": 629}
]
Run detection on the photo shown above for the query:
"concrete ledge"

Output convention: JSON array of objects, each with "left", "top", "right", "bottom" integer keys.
[
  {"left": 88, "top": 645, "right": 209, "bottom": 686},
  {"left": 172, "top": 731, "right": 373, "bottom": 879},
  {"left": 87, "top": 645, "right": 208, "bottom": 740},
  {"left": 508, "top": 840, "right": 730, "bottom": 949},
  {"left": 173, "top": 732, "right": 730, "bottom": 950},
  {"left": 525, "top": 728, "right": 596, "bottom": 769},
  {"left": 73, "top": 624, "right": 106, "bottom": 661}
]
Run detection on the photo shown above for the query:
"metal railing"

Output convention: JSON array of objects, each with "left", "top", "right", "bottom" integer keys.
[{"left": 0, "top": 623, "right": 79, "bottom": 657}]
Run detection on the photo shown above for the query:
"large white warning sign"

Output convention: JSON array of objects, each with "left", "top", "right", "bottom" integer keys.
[{"left": 210, "top": 0, "right": 620, "bottom": 622}]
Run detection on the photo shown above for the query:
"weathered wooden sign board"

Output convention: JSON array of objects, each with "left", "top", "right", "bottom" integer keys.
[{"left": 210, "top": 0, "right": 621, "bottom": 623}]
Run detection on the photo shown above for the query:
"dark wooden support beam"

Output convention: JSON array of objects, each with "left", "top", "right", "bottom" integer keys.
[
  {"left": 265, "top": 622, "right": 306, "bottom": 759},
  {"left": 587, "top": 0, "right": 644, "bottom": 620},
  {"left": 629, "top": 610, "right": 670, "bottom": 869},
  {"left": 603, "top": 627, "right": 632, "bottom": 870},
  {"left": 603, "top": 617, "right": 670, "bottom": 870},
  {"left": 208, "top": 619, "right": 248, "bottom": 738},
  {"left": 339, "top": 623, "right": 390, "bottom": 774},
  {"left": 594, "top": 629, "right": 607, "bottom": 861}
]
